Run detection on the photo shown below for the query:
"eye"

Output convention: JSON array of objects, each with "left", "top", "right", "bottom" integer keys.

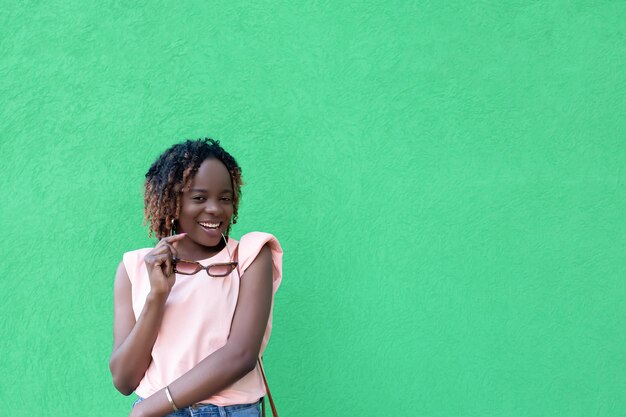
[
  {"left": 220, "top": 197, "right": 232, "bottom": 202},
  {"left": 192, "top": 196, "right": 206, "bottom": 202}
]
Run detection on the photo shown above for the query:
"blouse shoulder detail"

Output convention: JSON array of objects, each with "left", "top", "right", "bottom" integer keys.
[
  {"left": 122, "top": 248, "right": 151, "bottom": 284},
  {"left": 238, "top": 232, "right": 283, "bottom": 291}
]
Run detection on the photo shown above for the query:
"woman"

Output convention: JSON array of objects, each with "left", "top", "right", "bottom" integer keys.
[{"left": 110, "top": 138, "right": 282, "bottom": 417}]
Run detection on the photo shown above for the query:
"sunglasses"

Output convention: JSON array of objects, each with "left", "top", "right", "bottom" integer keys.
[{"left": 172, "top": 234, "right": 238, "bottom": 277}]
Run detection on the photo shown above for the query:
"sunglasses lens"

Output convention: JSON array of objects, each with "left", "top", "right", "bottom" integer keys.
[
  {"left": 174, "top": 260, "right": 199, "bottom": 275},
  {"left": 208, "top": 263, "right": 236, "bottom": 277}
]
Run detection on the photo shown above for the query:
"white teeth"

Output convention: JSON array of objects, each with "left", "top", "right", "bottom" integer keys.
[{"left": 199, "top": 222, "right": 220, "bottom": 229}]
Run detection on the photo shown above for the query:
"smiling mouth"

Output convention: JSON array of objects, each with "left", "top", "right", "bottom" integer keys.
[{"left": 197, "top": 221, "right": 222, "bottom": 231}]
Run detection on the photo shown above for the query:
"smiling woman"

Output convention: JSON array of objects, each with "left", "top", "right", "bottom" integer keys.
[{"left": 110, "top": 138, "right": 282, "bottom": 417}]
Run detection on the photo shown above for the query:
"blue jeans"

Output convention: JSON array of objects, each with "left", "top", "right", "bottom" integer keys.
[{"left": 133, "top": 397, "right": 262, "bottom": 417}]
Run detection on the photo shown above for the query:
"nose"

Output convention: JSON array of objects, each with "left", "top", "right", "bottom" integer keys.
[{"left": 203, "top": 198, "right": 223, "bottom": 215}]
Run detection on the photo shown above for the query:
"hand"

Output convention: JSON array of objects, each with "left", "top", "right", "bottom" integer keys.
[
  {"left": 128, "top": 401, "right": 158, "bottom": 417},
  {"left": 128, "top": 402, "right": 147, "bottom": 417},
  {"left": 144, "top": 233, "right": 187, "bottom": 299},
  {"left": 128, "top": 390, "right": 172, "bottom": 417}
]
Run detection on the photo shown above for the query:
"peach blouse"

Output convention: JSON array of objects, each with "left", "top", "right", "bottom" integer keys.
[{"left": 122, "top": 232, "right": 283, "bottom": 405}]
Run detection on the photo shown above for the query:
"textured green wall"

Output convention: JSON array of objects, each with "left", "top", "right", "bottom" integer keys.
[{"left": 2, "top": 2, "right": 625, "bottom": 416}]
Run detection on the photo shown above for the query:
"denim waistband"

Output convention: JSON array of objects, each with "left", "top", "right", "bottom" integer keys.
[
  {"left": 189, "top": 400, "right": 261, "bottom": 411},
  {"left": 133, "top": 396, "right": 261, "bottom": 416}
]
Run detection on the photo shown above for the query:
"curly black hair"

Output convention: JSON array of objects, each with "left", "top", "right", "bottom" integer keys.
[{"left": 143, "top": 138, "right": 243, "bottom": 239}]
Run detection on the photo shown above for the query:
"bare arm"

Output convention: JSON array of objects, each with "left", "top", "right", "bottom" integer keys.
[
  {"left": 109, "top": 261, "right": 165, "bottom": 395},
  {"left": 130, "top": 244, "right": 274, "bottom": 417},
  {"left": 110, "top": 234, "right": 187, "bottom": 395}
]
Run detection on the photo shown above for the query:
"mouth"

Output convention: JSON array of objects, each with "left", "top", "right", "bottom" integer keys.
[{"left": 197, "top": 220, "right": 223, "bottom": 232}]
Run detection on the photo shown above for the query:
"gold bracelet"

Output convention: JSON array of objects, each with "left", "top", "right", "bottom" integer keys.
[{"left": 164, "top": 386, "right": 179, "bottom": 411}]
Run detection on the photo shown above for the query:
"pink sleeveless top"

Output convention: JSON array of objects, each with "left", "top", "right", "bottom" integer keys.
[{"left": 122, "top": 232, "right": 283, "bottom": 405}]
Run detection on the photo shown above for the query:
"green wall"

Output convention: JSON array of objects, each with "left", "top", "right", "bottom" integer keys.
[{"left": 2, "top": 2, "right": 624, "bottom": 416}]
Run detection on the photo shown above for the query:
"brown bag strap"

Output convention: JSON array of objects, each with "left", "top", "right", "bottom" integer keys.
[
  {"left": 233, "top": 242, "right": 279, "bottom": 417},
  {"left": 258, "top": 357, "right": 278, "bottom": 417}
]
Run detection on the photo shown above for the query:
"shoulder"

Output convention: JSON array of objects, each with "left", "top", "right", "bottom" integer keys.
[
  {"left": 120, "top": 247, "right": 153, "bottom": 280},
  {"left": 239, "top": 231, "right": 282, "bottom": 249},
  {"left": 122, "top": 247, "right": 152, "bottom": 265},
  {"left": 237, "top": 232, "right": 283, "bottom": 288},
  {"left": 238, "top": 232, "right": 282, "bottom": 263}
]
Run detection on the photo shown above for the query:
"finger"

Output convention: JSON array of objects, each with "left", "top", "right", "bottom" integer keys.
[
  {"left": 161, "top": 242, "right": 178, "bottom": 258},
  {"left": 155, "top": 233, "right": 186, "bottom": 249},
  {"left": 148, "top": 246, "right": 173, "bottom": 259},
  {"left": 145, "top": 253, "right": 164, "bottom": 267},
  {"left": 163, "top": 233, "right": 187, "bottom": 244},
  {"left": 164, "top": 256, "right": 173, "bottom": 277},
  {"left": 150, "top": 253, "right": 170, "bottom": 271}
]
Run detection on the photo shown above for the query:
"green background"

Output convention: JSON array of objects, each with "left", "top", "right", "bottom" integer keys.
[{"left": 1, "top": 1, "right": 625, "bottom": 416}]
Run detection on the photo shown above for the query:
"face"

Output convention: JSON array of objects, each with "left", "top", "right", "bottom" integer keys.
[{"left": 177, "top": 158, "right": 234, "bottom": 249}]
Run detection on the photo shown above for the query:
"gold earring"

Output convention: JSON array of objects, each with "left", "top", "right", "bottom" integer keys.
[{"left": 170, "top": 219, "right": 176, "bottom": 237}]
